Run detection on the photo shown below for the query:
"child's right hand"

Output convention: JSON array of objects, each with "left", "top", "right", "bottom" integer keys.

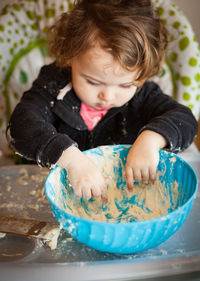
[{"left": 57, "top": 146, "right": 108, "bottom": 201}]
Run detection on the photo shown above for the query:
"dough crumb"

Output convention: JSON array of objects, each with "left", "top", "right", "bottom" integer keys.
[{"left": 41, "top": 225, "right": 61, "bottom": 250}]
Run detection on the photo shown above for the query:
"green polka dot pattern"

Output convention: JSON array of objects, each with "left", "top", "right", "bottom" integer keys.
[
  {"left": 152, "top": 0, "right": 200, "bottom": 120},
  {"left": 0, "top": 0, "right": 200, "bottom": 156},
  {"left": 0, "top": 0, "right": 74, "bottom": 155}
]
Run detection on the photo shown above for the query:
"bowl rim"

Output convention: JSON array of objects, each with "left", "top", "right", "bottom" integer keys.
[{"left": 45, "top": 145, "right": 198, "bottom": 226}]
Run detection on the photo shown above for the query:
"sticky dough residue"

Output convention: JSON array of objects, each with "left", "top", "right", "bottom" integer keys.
[{"left": 51, "top": 147, "right": 180, "bottom": 223}]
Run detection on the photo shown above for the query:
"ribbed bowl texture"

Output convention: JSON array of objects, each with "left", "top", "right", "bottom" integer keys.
[{"left": 45, "top": 145, "right": 198, "bottom": 254}]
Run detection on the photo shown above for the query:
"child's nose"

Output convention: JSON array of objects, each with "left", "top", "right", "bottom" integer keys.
[{"left": 98, "top": 88, "right": 114, "bottom": 101}]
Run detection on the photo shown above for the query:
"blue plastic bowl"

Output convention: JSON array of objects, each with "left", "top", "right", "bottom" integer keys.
[{"left": 45, "top": 145, "right": 198, "bottom": 254}]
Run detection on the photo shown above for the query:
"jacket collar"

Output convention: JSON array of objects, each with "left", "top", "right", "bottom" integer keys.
[
  {"left": 52, "top": 85, "right": 128, "bottom": 131},
  {"left": 52, "top": 87, "right": 87, "bottom": 130}
]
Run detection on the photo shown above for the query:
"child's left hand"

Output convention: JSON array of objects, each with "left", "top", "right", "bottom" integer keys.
[{"left": 126, "top": 130, "right": 167, "bottom": 191}]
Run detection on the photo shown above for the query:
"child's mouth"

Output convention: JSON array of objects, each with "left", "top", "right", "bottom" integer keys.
[{"left": 96, "top": 103, "right": 112, "bottom": 110}]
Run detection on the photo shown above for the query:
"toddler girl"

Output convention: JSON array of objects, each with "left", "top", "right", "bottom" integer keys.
[{"left": 7, "top": 0, "right": 198, "bottom": 200}]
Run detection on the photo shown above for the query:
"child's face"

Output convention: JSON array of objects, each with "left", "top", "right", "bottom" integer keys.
[{"left": 70, "top": 45, "right": 138, "bottom": 110}]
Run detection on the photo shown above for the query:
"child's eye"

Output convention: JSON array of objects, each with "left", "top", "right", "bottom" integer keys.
[
  {"left": 87, "top": 80, "right": 100, "bottom": 86},
  {"left": 120, "top": 84, "right": 132, "bottom": 88}
]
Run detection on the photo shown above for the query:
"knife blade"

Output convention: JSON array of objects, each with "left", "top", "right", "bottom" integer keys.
[{"left": 0, "top": 215, "right": 60, "bottom": 240}]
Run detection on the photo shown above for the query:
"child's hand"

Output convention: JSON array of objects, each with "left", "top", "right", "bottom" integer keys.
[
  {"left": 57, "top": 146, "right": 107, "bottom": 201},
  {"left": 126, "top": 130, "right": 167, "bottom": 191}
]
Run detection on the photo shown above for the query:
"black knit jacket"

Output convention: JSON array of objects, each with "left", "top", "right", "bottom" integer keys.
[{"left": 7, "top": 63, "right": 198, "bottom": 168}]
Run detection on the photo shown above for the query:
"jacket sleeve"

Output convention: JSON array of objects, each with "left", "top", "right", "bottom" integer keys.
[
  {"left": 7, "top": 64, "right": 77, "bottom": 168},
  {"left": 134, "top": 82, "right": 198, "bottom": 153}
]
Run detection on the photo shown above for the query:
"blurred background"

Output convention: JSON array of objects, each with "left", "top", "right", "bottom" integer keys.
[{"left": 174, "top": 0, "right": 200, "bottom": 42}]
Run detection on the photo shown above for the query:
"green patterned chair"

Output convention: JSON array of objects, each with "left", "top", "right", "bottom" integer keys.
[{"left": 0, "top": 0, "right": 200, "bottom": 163}]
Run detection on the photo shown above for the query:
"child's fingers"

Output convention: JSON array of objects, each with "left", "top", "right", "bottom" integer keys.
[
  {"left": 73, "top": 183, "right": 82, "bottom": 198},
  {"left": 126, "top": 166, "right": 134, "bottom": 191},
  {"left": 91, "top": 185, "right": 102, "bottom": 197},
  {"left": 73, "top": 179, "right": 92, "bottom": 200},
  {"left": 73, "top": 174, "right": 109, "bottom": 201},
  {"left": 149, "top": 167, "right": 157, "bottom": 184},
  {"left": 91, "top": 175, "right": 108, "bottom": 198},
  {"left": 82, "top": 186, "right": 92, "bottom": 200},
  {"left": 101, "top": 182, "right": 108, "bottom": 203},
  {"left": 132, "top": 168, "right": 142, "bottom": 184},
  {"left": 141, "top": 168, "right": 150, "bottom": 184},
  {"left": 150, "top": 174, "right": 156, "bottom": 184}
]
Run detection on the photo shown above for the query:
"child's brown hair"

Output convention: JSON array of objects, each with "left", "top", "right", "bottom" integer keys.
[{"left": 48, "top": 0, "right": 168, "bottom": 84}]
